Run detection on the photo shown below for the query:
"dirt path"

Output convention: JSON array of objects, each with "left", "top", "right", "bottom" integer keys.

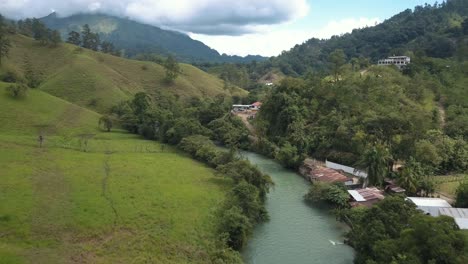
[
  {"left": 234, "top": 112, "right": 259, "bottom": 142},
  {"left": 102, "top": 155, "right": 119, "bottom": 228},
  {"left": 437, "top": 102, "right": 446, "bottom": 128}
]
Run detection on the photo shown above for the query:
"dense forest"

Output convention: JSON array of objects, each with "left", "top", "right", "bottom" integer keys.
[{"left": 268, "top": 0, "right": 468, "bottom": 75}]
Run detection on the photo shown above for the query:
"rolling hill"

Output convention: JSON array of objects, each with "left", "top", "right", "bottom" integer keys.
[
  {"left": 0, "top": 81, "right": 233, "bottom": 263},
  {"left": 40, "top": 13, "right": 266, "bottom": 63},
  {"left": 1, "top": 34, "right": 247, "bottom": 112}
]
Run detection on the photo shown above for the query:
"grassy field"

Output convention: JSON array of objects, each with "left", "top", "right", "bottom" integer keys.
[
  {"left": 1, "top": 35, "right": 246, "bottom": 113},
  {"left": 0, "top": 85, "right": 231, "bottom": 263},
  {"left": 433, "top": 174, "right": 468, "bottom": 197}
]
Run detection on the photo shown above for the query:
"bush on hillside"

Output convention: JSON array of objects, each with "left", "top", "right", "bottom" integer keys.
[
  {"left": 1, "top": 70, "right": 22, "bottom": 83},
  {"left": 6, "top": 83, "right": 28, "bottom": 98}
]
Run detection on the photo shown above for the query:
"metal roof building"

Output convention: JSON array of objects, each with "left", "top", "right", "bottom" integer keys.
[
  {"left": 439, "top": 208, "right": 468, "bottom": 229},
  {"left": 406, "top": 197, "right": 452, "bottom": 216},
  {"left": 348, "top": 188, "right": 385, "bottom": 207}
]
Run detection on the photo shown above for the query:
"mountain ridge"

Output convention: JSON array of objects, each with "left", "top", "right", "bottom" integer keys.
[{"left": 40, "top": 12, "right": 267, "bottom": 63}]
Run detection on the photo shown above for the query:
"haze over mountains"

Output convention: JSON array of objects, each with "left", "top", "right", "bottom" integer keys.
[{"left": 40, "top": 13, "right": 267, "bottom": 63}]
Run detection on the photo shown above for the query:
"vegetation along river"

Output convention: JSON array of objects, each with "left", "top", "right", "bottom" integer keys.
[{"left": 241, "top": 152, "right": 354, "bottom": 264}]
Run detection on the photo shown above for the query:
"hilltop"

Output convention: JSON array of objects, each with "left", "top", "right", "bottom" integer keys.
[
  {"left": 250, "top": 0, "right": 468, "bottom": 76},
  {"left": 0, "top": 34, "right": 246, "bottom": 112},
  {"left": 40, "top": 13, "right": 267, "bottom": 63}
]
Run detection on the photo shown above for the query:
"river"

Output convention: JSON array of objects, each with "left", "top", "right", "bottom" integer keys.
[{"left": 241, "top": 152, "right": 354, "bottom": 264}]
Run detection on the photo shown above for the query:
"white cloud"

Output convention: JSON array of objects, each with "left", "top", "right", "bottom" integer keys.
[
  {"left": 0, "top": 0, "right": 309, "bottom": 35},
  {"left": 191, "top": 17, "right": 381, "bottom": 56}
]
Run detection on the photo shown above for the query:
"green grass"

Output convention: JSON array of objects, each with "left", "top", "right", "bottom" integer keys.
[
  {"left": 2, "top": 34, "right": 246, "bottom": 112},
  {"left": 433, "top": 174, "right": 468, "bottom": 197},
  {"left": 0, "top": 85, "right": 232, "bottom": 263}
]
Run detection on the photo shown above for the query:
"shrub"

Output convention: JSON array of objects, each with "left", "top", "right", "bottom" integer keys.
[
  {"left": 6, "top": 83, "right": 28, "bottom": 98},
  {"left": 1, "top": 70, "right": 21, "bottom": 83}
]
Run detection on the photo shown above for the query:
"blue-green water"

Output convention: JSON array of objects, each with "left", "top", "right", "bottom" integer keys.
[{"left": 242, "top": 152, "right": 354, "bottom": 264}]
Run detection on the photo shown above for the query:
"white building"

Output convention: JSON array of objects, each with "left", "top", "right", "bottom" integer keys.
[
  {"left": 406, "top": 197, "right": 452, "bottom": 216},
  {"left": 377, "top": 56, "right": 411, "bottom": 69}
]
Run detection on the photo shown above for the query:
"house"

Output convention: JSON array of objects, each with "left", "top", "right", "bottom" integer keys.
[
  {"left": 325, "top": 160, "right": 368, "bottom": 179},
  {"left": 377, "top": 56, "right": 411, "bottom": 69},
  {"left": 251, "top": 102, "right": 262, "bottom": 110},
  {"left": 348, "top": 187, "right": 385, "bottom": 207},
  {"left": 300, "top": 159, "right": 353, "bottom": 185},
  {"left": 232, "top": 104, "right": 252, "bottom": 112},
  {"left": 406, "top": 197, "right": 452, "bottom": 216}
]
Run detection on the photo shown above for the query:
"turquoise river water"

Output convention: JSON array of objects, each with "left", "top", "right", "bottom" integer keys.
[{"left": 241, "top": 152, "right": 354, "bottom": 264}]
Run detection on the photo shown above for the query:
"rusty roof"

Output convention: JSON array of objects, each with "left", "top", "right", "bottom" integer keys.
[
  {"left": 348, "top": 187, "right": 385, "bottom": 202},
  {"left": 310, "top": 166, "right": 350, "bottom": 183}
]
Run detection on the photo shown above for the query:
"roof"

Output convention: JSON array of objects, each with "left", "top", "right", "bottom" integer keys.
[
  {"left": 348, "top": 187, "right": 384, "bottom": 202},
  {"left": 455, "top": 218, "right": 468, "bottom": 229},
  {"left": 348, "top": 190, "right": 365, "bottom": 202},
  {"left": 310, "top": 166, "right": 350, "bottom": 183},
  {"left": 439, "top": 208, "right": 468, "bottom": 219},
  {"left": 251, "top": 102, "right": 262, "bottom": 107},
  {"left": 439, "top": 208, "right": 468, "bottom": 229},
  {"left": 406, "top": 197, "right": 452, "bottom": 208}
]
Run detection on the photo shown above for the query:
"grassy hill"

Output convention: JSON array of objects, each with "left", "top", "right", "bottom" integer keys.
[
  {"left": 0, "top": 83, "right": 232, "bottom": 263},
  {"left": 1, "top": 34, "right": 246, "bottom": 113}
]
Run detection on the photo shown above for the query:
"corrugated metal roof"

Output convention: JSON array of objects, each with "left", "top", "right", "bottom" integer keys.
[
  {"left": 439, "top": 208, "right": 468, "bottom": 219},
  {"left": 348, "top": 190, "right": 366, "bottom": 202},
  {"left": 418, "top": 206, "right": 443, "bottom": 217},
  {"left": 455, "top": 218, "right": 468, "bottom": 229},
  {"left": 310, "top": 167, "right": 350, "bottom": 183},
  {"left": 406, "top": 197, "right": 452, "bottom": 208},
  {"left": 348, "top": 188, "right": 384, "bottom": 202}
]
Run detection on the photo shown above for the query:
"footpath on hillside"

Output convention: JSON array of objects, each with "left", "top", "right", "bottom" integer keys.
[{"left": 233, "top": 111, "right": 259, "bottom": 142}]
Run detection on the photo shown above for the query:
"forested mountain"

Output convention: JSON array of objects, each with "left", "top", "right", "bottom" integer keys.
[
  {"left": 40, "top": 13, "right": 266, "bottom": 63},
  {"left": 259, "top": 0, "right": 468, "bottom": 76}
]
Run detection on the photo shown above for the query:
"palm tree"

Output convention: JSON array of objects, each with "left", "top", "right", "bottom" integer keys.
[
  {"left": 358, "top": 143, "right": 392, "bottom": 187},
  {"left": 397, "top": 157, "right": 422, "bottom": 195}
]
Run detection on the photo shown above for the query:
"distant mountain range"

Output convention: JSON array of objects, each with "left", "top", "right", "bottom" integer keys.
[{"left": 40, "top": 13, "right": 266, "bottom": 63}]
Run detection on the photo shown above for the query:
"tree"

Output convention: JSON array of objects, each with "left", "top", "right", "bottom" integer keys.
[
  {"left": 99, "top": 115, "right": 113, "bottom": 132},
  {"left": 397, "top": 157, "right": 423, "bottom": 194},
  {"left": 358, "top": 143, "right": 392, "bottom": 187},
  {"left": 67, "top": 31, "right": 81, "bottom": 46},
  {"left": 49, "top": 30, "right": 62, "bottom": 47},
  {"left": 163, "top": 55, "right": 180, "bottom": 83},
  {"left": 0, "top": 14, "right": 11, "bottom": 65},
  {"left": 275, "top": 141, "right": 303, "bottom": 169},
  {"left": 455, "top": 182, "right": 468, "bottom": 207},
  {"left": 328, "top": 49, "right": 346, "bottom": 81},
  {"left": 6, "top": 83, "right": 28, "bottom": 98},
  {"left": 218, "top": 206, "right": 252, "bottom": 250},
  {"left": 31, "top": 19, "right": 48, "bottom": 45},
  {"left": 81, "top": 24, "right": 100, "bottom": 51},
  {"left": 462, "top": 18, "right": 468, "bottom": 35},
  {"left": 101, "top": 41, "right": 115, "bottom": 54},
  {"left": 131, "top": 92, "right": 150, "bottom": 117},
  {"left": 305, "top": 182, "right": 349, "bottom": 208}
]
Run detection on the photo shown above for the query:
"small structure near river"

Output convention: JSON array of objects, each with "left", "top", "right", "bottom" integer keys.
[
  {"left": 348, "top": 188, "right": 385, "bottom": 208},
  {"left": 300, "top": 158, "right": 353, "bottom": 186}
]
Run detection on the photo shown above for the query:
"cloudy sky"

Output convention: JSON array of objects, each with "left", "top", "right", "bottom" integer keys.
[{"left": 1, "top": 0, "right": 433, "bottom": 56}]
